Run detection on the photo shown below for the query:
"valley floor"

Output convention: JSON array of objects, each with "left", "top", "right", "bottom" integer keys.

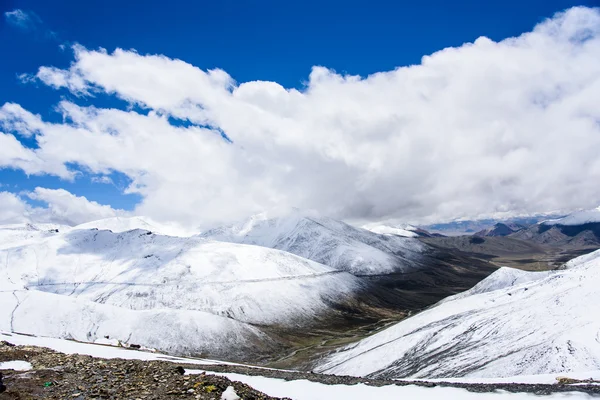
[{"left": 1, "top": 333, "right": 598, "bottom": 399}]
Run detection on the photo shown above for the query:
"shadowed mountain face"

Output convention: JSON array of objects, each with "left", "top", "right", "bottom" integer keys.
[
  {"left": 475, "top": 222, "right": 525, "bottom": 237},
  {"left": 511, "top": 222, "right": 600, "bottom": 247}
]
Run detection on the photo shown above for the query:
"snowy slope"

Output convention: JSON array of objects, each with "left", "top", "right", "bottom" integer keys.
[
  {"left": 316, "top": 250, "right": 600, "bottom": 379},
  {"left": 0, "top": 289, "right": 267, "bottom": 357},
  {"left": 1, "top": 228, "right": 361, "bottom": 324},
  {"left": 200, "top": 210, "right": 426, "bottom": 275},
  {"left": 0, "top": 226, "right": 362, "bottom": 357},
  {"left": 0, "top": 223, "right": 69, "bottom": 250}
]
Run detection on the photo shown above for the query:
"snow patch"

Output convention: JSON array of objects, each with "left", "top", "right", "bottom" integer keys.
[
  {"left": 0, "top": 360, "right": 33, "bottom": 371},
  {"left": 221, "top": 386, "right": 241, "bottom": 400}
]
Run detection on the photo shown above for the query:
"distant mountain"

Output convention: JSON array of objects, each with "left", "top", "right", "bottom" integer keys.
[
  {"left": 474, "top": 222, "right": 525, "bottom": 237},
  {"left": 199, "top": 210, "right": 428, "bottom": 276},
  {"left": 510, "top": 208, "right": 600, "bottom": 247},
  {"left": 424, "top": 216, "right": 546, "bottom": 236},
  {"left": 316, "top": 249, "right": 600, "bottom": 379}
]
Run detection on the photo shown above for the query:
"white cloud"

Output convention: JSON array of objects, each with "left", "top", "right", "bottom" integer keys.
[
  {"left": 91, "top": 175, "right": 114, "bottom": 185},
  {"left": 2, "top": 7, "right": 600, "bottom": 227},
  {"left": 4, "top": 9, "right": 41, "bottom": 30},
  {"left": 27, "top": 188, "right": 125, "bottom": 226},
  {"left": 0, "top": 188, "right": 124, "bottom": 226},
  {"left": 0, "top": 131, "right": 72, "bottom": 178},
  {"left": 0, "top": 192, "right": 30, "bottom": 224}
]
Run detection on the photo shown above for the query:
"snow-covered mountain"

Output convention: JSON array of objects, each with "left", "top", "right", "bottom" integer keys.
[
  {"left": 199, "top": 210, "right": 427, "bottom": 275},
  {"left": 316, "top": 249, "right": 600, "bottom": 379},
  {"left": 0, "top": 223, "right": 364, "bottom": 358},
  {"left": 510, "top": 208, "right": 600, "bottom": 247}
]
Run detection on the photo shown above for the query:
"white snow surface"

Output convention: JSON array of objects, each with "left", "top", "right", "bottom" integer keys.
[
  {"left": 221, "top": 386, "right": 241, "bottom": 400},
  {"left": 0, "top": 332, "right": 231, "bottom": 365},
  {"left": 185, "top": 370, "right": 596, "bottom": 400},
  {"left": 440, "top": 267, "right": 553, "bottom": 303},
  {"left": 200, "top": 210, "right": 426, "bottom": 275},
  {"left": 316, "top": 249, "right": 600, "bottom": 379},
  {"left": 361, "top": 223, "right": 419, "bottom": 238},
  {"left": 543, "top": 207, "right": 600, "bottom": 226},
  {"left": 0, "top": 224, "right": 361, "bottom": 355},
  {"left": 0, "top": 360, "right": 33, "bottom": 371},
  {"left": 0, "top": 223, "right": 69, "bottom": 250}
]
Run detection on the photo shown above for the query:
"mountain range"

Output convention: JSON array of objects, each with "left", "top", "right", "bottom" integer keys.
[
  {"left": 0, "top": 213, "right": 495, "bottom": 363},
  {"left": 1, "top": 207, "right": 600, "bottom": 382}
]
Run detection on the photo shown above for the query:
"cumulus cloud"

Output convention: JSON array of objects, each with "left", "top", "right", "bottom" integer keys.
[
  {"left": 2, "top": 7, "right": 600, "bottom": 227},
  {"left": 27, "top": 187, "right": 125, "bottom": 225},
  {"left": 4, "top": 9, "right": 42, "bottom": 31},
  {"left": 0, "top": 192, "right": 30, "bottom": 224},
  {"left": 0, "top": 188, "right": 125, "bottom": 226}
]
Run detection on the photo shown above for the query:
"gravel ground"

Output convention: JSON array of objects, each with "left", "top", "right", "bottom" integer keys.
[
  {"left": 1, "top": 340, "right": 599, "bottom": 399},
  {"left": 0, "top": 341, "right": 288, "bottom": 400}
]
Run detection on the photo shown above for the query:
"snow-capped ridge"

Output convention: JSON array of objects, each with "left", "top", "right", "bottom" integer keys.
[{"left": 200, "top": 210, "right": 427, "bottom": 275}]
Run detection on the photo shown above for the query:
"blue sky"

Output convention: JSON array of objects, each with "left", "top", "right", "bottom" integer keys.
[{"left": 1, "top": 0, "right": 599, "bottom": 226}]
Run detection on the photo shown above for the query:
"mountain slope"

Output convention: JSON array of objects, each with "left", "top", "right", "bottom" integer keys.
[
  {"left": 1, "top": 227, "right": 363, "bottom": 325},
  {"left": 0, "top": 224, "right": 372, "bottom": 359},
  {"left": 199, "top": 210, "right": 427, "bottom": 276},
  {"left": 511, "top": 222, "right": 600, "bottom": 247},
  {"left": 474, "top": 222, "right": 525, "bottom": 237},
  {"left": 0, "top": 223, "right": 69, "bottom": 250},
  {"left": 507, "top": 207, "right": 600, "bottom": 247},
  {"left": 316, "top": 249, "right": 600, "bottom": 379}
]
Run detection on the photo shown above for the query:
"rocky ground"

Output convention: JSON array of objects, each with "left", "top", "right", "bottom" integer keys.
[
  {"left": 1, "top": 341, "right": 599, "bottom": 398},
  {"left": 0, "top": 341, "right": 288, "bottom": 400}
]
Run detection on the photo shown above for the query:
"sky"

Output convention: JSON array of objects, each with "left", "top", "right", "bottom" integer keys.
[{"left": 1, "top": 0, "right": 600, "bottom": 228}]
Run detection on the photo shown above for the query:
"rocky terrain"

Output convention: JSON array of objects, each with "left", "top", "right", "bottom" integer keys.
[
  {"left": 0, "top": 341, "right": 286, "bottom": 399},
  {"left": 1, "top": 341, "right": 599, "bottom": 399}
]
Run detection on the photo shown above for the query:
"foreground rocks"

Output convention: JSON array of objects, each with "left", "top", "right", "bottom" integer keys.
[
  {"left": 1, "top": 340, "right": 599, "bottom": 398},
  {"left": 0, "top": 341, "right": 287, "bottom": 400}
]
